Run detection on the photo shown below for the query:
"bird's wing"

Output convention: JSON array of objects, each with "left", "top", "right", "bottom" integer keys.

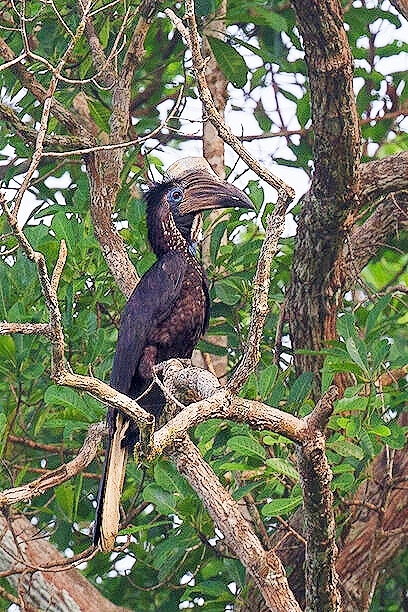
[
  {"left": 94, "top": 252, "right": 187, "bottom": 551},
  {"left": 110, "top": 250, "right": 187, "bottom": 394}
]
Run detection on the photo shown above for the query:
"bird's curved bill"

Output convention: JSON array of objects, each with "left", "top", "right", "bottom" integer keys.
[{"left": 178, "top": 171, "right": 255, "bottom": 214}]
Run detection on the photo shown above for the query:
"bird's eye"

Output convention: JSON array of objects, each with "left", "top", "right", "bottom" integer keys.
[{"left": 167, "top": 187, "right": 184, "bottom": 205}]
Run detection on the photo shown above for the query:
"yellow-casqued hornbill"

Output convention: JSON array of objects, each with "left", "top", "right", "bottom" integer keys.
[{"left": 93, "top": 157, "right": 254, "bottom": 551}]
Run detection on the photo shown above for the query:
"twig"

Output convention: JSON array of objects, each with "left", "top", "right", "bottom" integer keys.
[
  {"left": 10, "top": 0, "right": 93, "bottom": 220},
  {"left": 228, "top": 194, "right": 291, "bottom": 393},
  {"left": 174, "top": 0, "right": 295, "bottom": 198},
  {"left": 42, "top": 85, "right": 185, "bottom": 158},
  {"left": 50, "top": 240, "right": 67, "bottom": 293},
  {"left": 0, "top": 35, "right": 96, "bottom": 142},
  {"left": 0, "top": 423, "right": 106, "bottom": 507}
]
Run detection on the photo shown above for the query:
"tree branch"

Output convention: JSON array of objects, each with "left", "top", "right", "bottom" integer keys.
[
  {"left": 228, "top": 195, "right": 290, "bottom": 393},
  {"left": 0, "top": 36, "right": 97, "bottom": 142},
  {"left": 168, "top": 436, "right": 302, "bottom": 612},
  {"left": 0, "top": 423, "right": 105, "bottom": 507},
  {"left": 168, "top": 0, "right": 295, "bottom": 199},
  {"left": 297, "top": 387, "right": 342, "bottom": 612}
]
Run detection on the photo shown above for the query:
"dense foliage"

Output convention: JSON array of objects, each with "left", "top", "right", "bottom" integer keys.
[{"left": 0, "top": 0, "right": 407, "bottom": 610}]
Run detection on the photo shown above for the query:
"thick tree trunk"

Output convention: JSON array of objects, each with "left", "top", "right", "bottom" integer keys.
[
  {"left": 287, "top": 0, "right": 361, "bottom": 383},
  {"left": 0, "top": 514, "right": 130, "bottom": 612}
]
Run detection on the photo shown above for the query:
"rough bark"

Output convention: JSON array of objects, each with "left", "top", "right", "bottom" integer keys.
[
  {"left": 0, "top": 514, "right": 130, "bottom": 612},
  {"left": 238, "top": 415, "right": 408, "bottom": 611},
  {"left": 337, "top": 414, "right": 408, "bottom": 611},
  {"left": 287, "top": 0, "right": 361, "bottom": 381},
  {"left": 168, "top": 437, "right": 302, "bottom": 612}
]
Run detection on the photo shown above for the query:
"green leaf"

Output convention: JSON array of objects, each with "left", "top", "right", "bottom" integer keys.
[
  {"left": 51, "top": 211, "right": 76, "bottom": 254},
  {"left": 262, "top": 496, "right": 302, "bottom": 517},
  {"left": 195, "top": 0, "right": 217, "bottom": 16},
  {"left": 218, "top": 461, "right": 250, "bottom": 472},
  {"left": 121, "top": 520, "right": 172, "bottom": 535},
  {"left": 0, "top": 413, "right": 8, "bottom": 458},
  {"left": 246, "top": 180, "right": 264, "bottom": 212},
  {"left": 266, "top": 458, "right": 299, "bottom": 481},
  {"left": 232, "top": 481, "right": 262, "bottom": 500},
  {"left": 370, "top": 338, "right": 390, "bottom": 371},
  {"left": 368, "top": 423, "right": 391, "bottom": 437},
  {"left": 345, "top": 415, "right": 361, "bottom": 438},
  {"left": 142, "top": 484, "right": 177, "bottom": 515},
  {"left": 227, "top": 435, "right": 266, "bottom": 460},
  {"left": 346, "top": 337, "right": 369, "bottom": 373},
  {"left": 195, "top": 419, "right": 223, "bottom": 444},
  {"left": 365, "top": 294, "right": 391, "bottom": 335},
  {"left": 0, "top": 335, "right": 16, "bottom": 374},
  {"left": 334, "top": 396, "right": 369, "bottom": 413},
  {"left": 337, "top": 313, "right": 358, "bottom": 340},
  {"left": 197, "top": 339, "right": 228, "bottom": 356},
  {"left": 152, "top": 538, "right": 186, "bottom": 578},
  {"left": 44, "top": 385, "right": 92, "bottom": 421},
  {"left": 359, "top": 429, "right": 376, "bottom": 458},
  {"left": 55, "top": 482, "right": 75, "bottom": 521},
  {"left": 258, "top": 364, "right": 278, "bottom": 401},
  {"left": 287, "top": 372, "right": 313, "bottom": 405},
  {"left": 327, "top": 439, "right": 364, "bottom": 460},
  {"left": 154, "top": 460, "right": 192, "bottom": 497},
  {"left": 207, "top": 37, "right": 247, "bottom": 88},
  {"left": 332, "top": 472, "right": 355, "bottom": 492},
  {"left": 386, "top": 422, "right": 407, "bottom": 449},
  {"left": 214, "top": 278, "right": 242, "bottom": 305},
  {"left": 210, "top": 221, "right": 227, "bottom": 265},
  {"left": 153, "top": 526, "right": 199, "bottom": 579},
  {"left": 98, "top": 17, "right": 110, "bottom": 47}
]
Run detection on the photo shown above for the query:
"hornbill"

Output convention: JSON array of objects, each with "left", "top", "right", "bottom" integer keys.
[{"left": 93, "top": 157, "right": 253, "bottom": 551}]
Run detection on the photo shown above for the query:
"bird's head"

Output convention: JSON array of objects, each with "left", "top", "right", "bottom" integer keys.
[{"left": 145, "top": 157, "right": 254, "bottom": 254}]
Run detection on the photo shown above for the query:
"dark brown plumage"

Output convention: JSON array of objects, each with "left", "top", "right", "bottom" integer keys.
[{"left": 93, "top": 158, "right": 253, "bottom": 551}]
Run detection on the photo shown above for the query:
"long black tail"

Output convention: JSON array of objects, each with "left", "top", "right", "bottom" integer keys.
[
  {"left": 94, "top": 384, "right": 165, "bottom": 551},
  {"left": 93, "top": 411, "right": 129, "bottom": 552}
]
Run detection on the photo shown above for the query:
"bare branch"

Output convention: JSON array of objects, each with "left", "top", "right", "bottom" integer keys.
[
  {"left": 0, "top": 322, "right": 52, "bottom": 338},
  {"left": 9, "top": 0, "right": 94, "bottom": 221},
  {"left": 360, "top": 151, "right": 408, "bottom": 205},
  {"left": 228, "top": 194, "right": 291, "bottom": 393},
  {"left": 0, "top": 35, "right": 96, "bottom": 142},
  {"left": 79, "top": 0, "right": 118, "bottom": 88},
  {"left": 0, "top": 423, "right": 105, "bottom": 507},
  {"left": 50, "top": 240, "right": 67, "bottom": 293},
  {"left": 0, "top": 100, "right": 92, "bottom": 149},
  {"left": 338, "top": 190, "right": 408, "bottom": 285}
]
